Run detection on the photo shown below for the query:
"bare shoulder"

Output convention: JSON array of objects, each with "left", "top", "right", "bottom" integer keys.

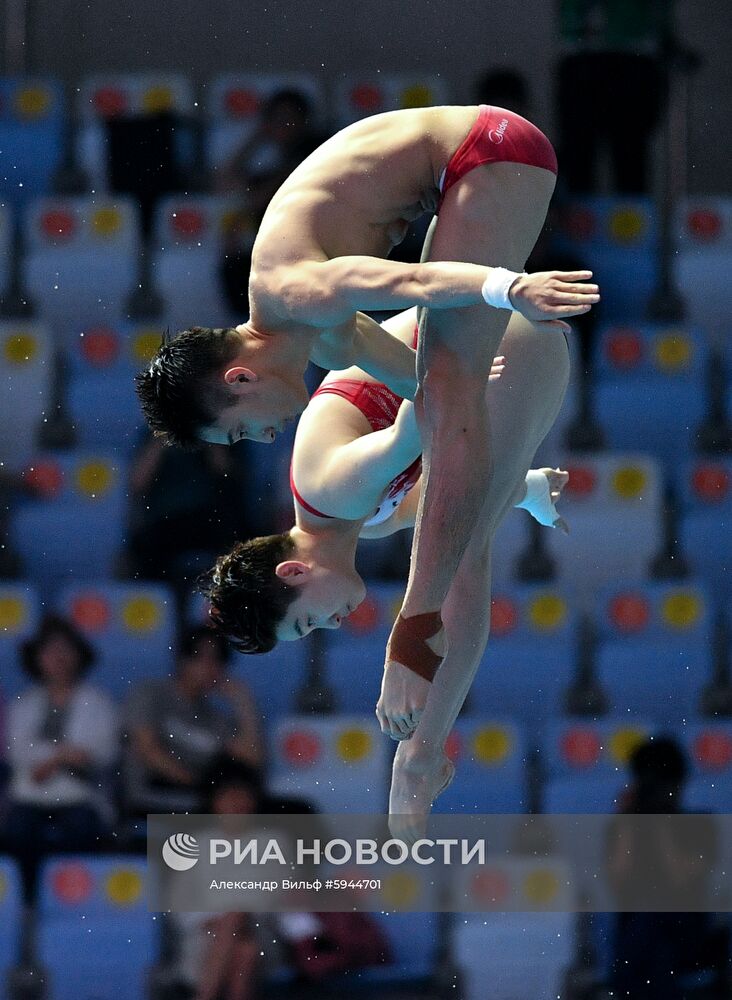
[{"left": 292, "top": 393, "right": 367, "bottom": 505}]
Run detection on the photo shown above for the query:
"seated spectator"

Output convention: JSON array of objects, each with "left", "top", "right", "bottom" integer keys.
[
  {"left": 2, "top": 615, "right": 118, "bottom": 900},
  {"left": 126, "top": 430, "right": 258, "bottom": 593},
  {"left": 170, "top": 758, "right": 267, "bottom": 1000},
  {"left": 216, "top": 88, "right": 328, "bottom": 315},
  {"left": 606, "top": 737, "right": 726, "bottom": 998},
  {"left": 215, "top": 88, "right": 326, "bottom": 206},
  {"left": 122, "top": 627, "right": 262, "bottom": 816}
]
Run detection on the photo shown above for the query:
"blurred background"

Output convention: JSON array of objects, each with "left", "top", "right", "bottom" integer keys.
[{"left": 1, "top": 0, "right": 732, "bottom": 997}]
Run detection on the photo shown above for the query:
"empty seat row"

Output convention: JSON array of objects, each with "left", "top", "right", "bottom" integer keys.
[
  {"left": 557, "top": 195, "right": 732, "bottom": 340},
  {"left": 0, "top": 855, "right": 154, "bottom": 1000}
]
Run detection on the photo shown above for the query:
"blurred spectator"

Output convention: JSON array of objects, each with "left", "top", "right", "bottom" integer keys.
[
  {"left": 606, "top": 737, "right": 726, "bottom": 998},
  {"left": 473, "top": 67, "right": 531, "bottom": 119},
  {"left": 170, "top": 757, "right": 266, "bottom": 1000},
  {"left": 1, "top": 615, "right": 118, "bottom": 900},
  {"left": 215, "top": 88, "right": 325, "bottom": 206},
  {"left": 556, "top": 0, "right": 668, "bottom": 193},
  {"left": 215, "top": 89, "right": 328, "bottom": 315},
  {"left": 126, "top": 431, "right": 257, "bottom": 592},
  {"left": 122, "top": 626, "right": 262, "bottom": 816}
]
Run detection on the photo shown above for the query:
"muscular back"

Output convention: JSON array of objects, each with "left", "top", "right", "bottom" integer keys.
[{"left": 250, "top": 106, "right": 479, "bottom": 270}]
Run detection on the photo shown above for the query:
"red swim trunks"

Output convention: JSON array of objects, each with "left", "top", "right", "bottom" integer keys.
[{"left": 438, "top": 105, "right": 558, "bottom": 211}]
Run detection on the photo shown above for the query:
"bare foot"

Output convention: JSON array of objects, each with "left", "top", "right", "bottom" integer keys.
[
  {"left": 543, "top": 467, "right": 570, "bottom": 534},
  {"left": 388, "top": 750, "right": 455, "bottom": 845},
  {"left": 376, "top": 624, "right": 445, "bottom": 741}
]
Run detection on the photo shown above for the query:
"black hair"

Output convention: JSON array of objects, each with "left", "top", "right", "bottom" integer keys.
[
  {"left": 201, "top": 754, "right": 263, "bottom": 811},
  {"left": 21, "top": 614, "right": 95, "bottom": 681},
  {"left": 135, "top": 327, "right": 240, "bottom": 448},
  {"left": 198, "top": 533, "right": 298, "bottom": 654},
  {"left": 630, "top": 736, "right": 688, "bottom": 788}
]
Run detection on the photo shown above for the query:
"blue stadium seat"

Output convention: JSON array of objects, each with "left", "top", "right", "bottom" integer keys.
[
  {"left": 0, "top": 321, "right": 52, "bottom": 471},
  {"left": 363, "top": 913, "right": 438, "bottom": 983},
  {"left": 206, "top": 72, "right": 327, "bottom": 174},
  {"left": 322, "top": 583, "right": 405, "bottom": 713},
  {"left": 434, "top": 718, "right": 528, "bottom": 813},
  {"left": 333, "top": 74, "right": 450, "bottom": 127},
  {"left": 595, "top": 582, "right": 712, "bottom": 724},
  {"left": 542, "top": 774, "right": 629, "bottom": 813},
  {"left": 490, "top": 507, "right": 532, "bottom": 586},
  {"left": 555, "top": 197, "right": 658, "bottom": 320},
  {"left": 593, "top": 324, "right": 708, "bottom": 465},
  {"left": 674, "top": 197, "right": 732, "bottom": 342},
  {"left": 55, "top": 582, "right": 176, "bottom": 699},
  {"left": 150, "top": 196, "right": 240, "bottom": 331},
  {"left": 597, "top": 643, "right": 712, "bottom": 724},
  {"left": 455, "top": 911, "right": 575, "bottom": 1000},
  {"left": 75, "top": 74, "right": 195, "bottom": 191},
  {"left": 0, "top": 857, "right": 22, "bottom": 984},
  {"left": 23, "top": 197, "right": 140, "bottom": 335},
  {"left": 545, "top": 453, "right": 663, "bottom": 596},
  {"left": 677, "top": 459, "right": 732, "bottom": 595},
  {"left": 468, "top": 585, "right": 578, "bottom": 726},
  {"left": 66, "top": 321, "right": 165, "bottom": 379},
  {"left": 673, "top": 721, "right": 732, "bottom": 811},
  {"left": 595, "top": 580, "right": 711, "bottom": 642},
  {"left": 37, "top": 856, "right": 157, "bottom": 1000},
  {"left": 269, "top": 714, "right": 390, "bottom": 812},
  {"left": 0, "top": 582, "right": 42, "bottom": 697},
  {"left": 10, "top": 452, "right": 127, "bottom": 582},
  {"left": 683, "top": 775, "right": 732, "bottom": 812},
  {"left": 0, "top": 78, "right": 64, "bottom": 209},
  {"left": 67, "top": 374, "right": 144, "bottom": 455},
  {"left": 64, "top": 322, "right": 161, "bottom": 456},
  {"left": 542, "top": 717, "right": 654, "bottom": 780}
]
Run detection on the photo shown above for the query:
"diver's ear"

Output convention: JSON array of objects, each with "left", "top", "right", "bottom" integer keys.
[
  {"left": 224, "top": 366, "right": 259, "bottom": 389},
  {"left": 275, "top": 560, "right": 311, "bottom": 584}
]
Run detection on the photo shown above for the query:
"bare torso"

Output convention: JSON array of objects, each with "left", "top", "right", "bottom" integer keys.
[{"left": 249, "top": 106, "right": 480, "bottom": 329}]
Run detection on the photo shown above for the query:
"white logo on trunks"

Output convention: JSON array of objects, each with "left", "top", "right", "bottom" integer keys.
[{"left": 488, "top": 119, "right": 510, "bottom": 144}]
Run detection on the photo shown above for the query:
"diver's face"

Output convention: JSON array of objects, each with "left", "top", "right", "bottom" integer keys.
[
  {"left": 199, "top": 373, "right": 308, "bottom": 445},
  {"left": 275, "top": 566, "right": 367, "bottom": 642}
]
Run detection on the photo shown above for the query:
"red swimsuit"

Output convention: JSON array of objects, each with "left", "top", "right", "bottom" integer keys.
[
  {"left": 438, "top": 105, "right": 557, "bottom": 210},
  {"left": 290, "top": 378, "right": 422, "bottom": 528}
]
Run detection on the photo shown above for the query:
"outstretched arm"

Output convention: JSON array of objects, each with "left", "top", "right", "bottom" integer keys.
[{"left": 276, "top": 257, "right": 599, "bottom": 326}]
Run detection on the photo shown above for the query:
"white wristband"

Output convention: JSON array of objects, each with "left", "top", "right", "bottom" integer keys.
[{"left": 481, "top": 267, "right": 524, "bottom": 310}]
